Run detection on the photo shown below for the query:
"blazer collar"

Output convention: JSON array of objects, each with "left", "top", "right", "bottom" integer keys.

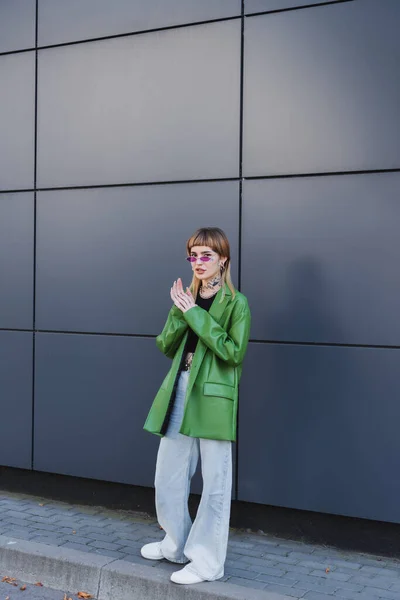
[{"left": 208, "top": 283, "right": 232, "bottom": 324}]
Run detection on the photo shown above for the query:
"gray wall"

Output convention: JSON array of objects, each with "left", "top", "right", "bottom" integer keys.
[{"left": 1, "top": 0, "right": 399, "bottom": 523}]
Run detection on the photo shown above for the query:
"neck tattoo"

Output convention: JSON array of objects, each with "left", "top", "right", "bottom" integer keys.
[
  {"left": 200, "top": 275, "right": 222, "bottom": 299},
  {"left": 203, "top": 275, "right": 222, "bottom": 290}
]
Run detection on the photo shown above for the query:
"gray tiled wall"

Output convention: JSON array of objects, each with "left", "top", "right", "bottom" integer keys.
[{"left": 1, "top": 0, "right": 400, "bottom": 523}]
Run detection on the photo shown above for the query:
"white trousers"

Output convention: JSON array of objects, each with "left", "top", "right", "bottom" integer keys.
[{"left": 154, "top": 370, "right": 232, "bottom": 580}]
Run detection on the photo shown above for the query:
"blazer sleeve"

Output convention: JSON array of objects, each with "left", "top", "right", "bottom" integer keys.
[
  {"left": 156, "top": 305, "right": 188, "bottom": 359},
  {"left": 182, "top": 297, "right": 251, "bottom": 367}
]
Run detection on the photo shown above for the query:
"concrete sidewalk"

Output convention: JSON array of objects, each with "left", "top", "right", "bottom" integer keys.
[{"left": 0, "top": 490, "right": 399, "bottom": 600}]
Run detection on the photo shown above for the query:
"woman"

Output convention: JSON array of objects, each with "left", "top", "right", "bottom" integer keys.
[{"left": 142, "top": 227, "right": 251, "bottom": 585}]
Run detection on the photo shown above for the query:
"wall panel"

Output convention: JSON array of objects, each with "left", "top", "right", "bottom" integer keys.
[
  {"left": 0, "top": 332, "right": 33, "bottom": 469},
  {"left": 37, "top": 20, "right": 240, "bottom": 187},
  {"left": 0, "top": 193, "right": 34, "bottom": 329},
  {"left": 0, "top": 52, "right": 35, "bottom": 191},
  {"left": 0, "top": 0, "right": 36, "bottom": 53},
  {"left": 242, "top": 173, "right": 400, "bottom": 346},
  {"left": 38, "top": 0, "right": 241, "bottom": 46},
  {"left": 243, "top": 0, "right": 400, "bottom": 176},
  {"left": 36, "top": 182, "right": 239, "bottom": 334},
  {"left": 34, "top": 334, "right": 164, "bottom": 485},
  {"left": 238, "top": 342, "right": 400, "bottom": 523}
]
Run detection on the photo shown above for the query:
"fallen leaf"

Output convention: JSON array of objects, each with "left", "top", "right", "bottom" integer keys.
[
  {"left": 34, "top": 582, "right": 43, "bottom": 587},
  {"left": 325, "top": 567, "right": 330, "bottom": 573},
  {"left": 77, "top": 592, "right": 93, "bottom": 599},
  {"left": 20, "top": 585, "right": 27, "bottom": 591},
  {"left": 12, "top": 583, "right": 18, "bottom": 586},
  {"left": 2, "top": 577, "right": 17, "bottom": 585}
]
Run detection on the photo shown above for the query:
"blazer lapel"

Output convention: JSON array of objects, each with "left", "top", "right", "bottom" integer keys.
[{"left": 208, "top": 284, "right": 232, "bottom": 324}]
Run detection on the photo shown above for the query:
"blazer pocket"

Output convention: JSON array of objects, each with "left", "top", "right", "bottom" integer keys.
[{"left": 203, "top": 382, "right": 235, "bottom": 401}]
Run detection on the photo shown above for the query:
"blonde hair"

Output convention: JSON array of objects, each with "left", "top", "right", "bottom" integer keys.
[{"left": 186, "top": 227, "right": 236, "bottom": 301}]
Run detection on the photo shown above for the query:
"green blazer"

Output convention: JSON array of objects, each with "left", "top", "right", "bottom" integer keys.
[{"left": 143, "top": 285, "right": 251, "bottom": 441}]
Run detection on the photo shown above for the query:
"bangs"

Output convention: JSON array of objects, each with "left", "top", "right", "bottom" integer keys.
[
  {"left": 186, "top": 227, "right": 229, "bottom": 258},
  {"left": 187, "top": 230, "right": 216, "bottom": 250}
]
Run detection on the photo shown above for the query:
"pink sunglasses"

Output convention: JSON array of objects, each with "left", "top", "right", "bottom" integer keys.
[{"left": 186, "top": 256, "right": 213, "bottom": 263}]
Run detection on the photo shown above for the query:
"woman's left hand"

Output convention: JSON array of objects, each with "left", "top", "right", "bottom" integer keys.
[{"left": 171, "top": 281, "right": 196, "bottom": 313}]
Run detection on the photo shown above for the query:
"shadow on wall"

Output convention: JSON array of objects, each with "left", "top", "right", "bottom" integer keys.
[
  {"left": 271, "top": 257, "right": 341, "bottom": 344},
  {"left": 246, "top": 256, "right": 400, "bottom": 521},
  {"left": 260, "top": 257, "right": 353, "bottom": 513}
]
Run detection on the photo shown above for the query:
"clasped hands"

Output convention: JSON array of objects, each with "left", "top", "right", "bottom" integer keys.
[{"left": 171, "top": 278, "right": 196, "bottom": 313}]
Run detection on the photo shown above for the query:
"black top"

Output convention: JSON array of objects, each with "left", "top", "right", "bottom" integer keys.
[{"left": 184, "top": 293, "right": 216, "bottom": 353}]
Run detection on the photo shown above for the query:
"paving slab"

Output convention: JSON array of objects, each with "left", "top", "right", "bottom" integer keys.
[{"left": 0, "top": 491, "right": 399, "bottom": 600}]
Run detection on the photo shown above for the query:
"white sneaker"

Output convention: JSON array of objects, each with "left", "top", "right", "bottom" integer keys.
[
  {"left": 170, "top": 565, "right": 205, "bottom": 585},
  {"left": 140, "top": 541, "right": 164, "bottom": 560}
]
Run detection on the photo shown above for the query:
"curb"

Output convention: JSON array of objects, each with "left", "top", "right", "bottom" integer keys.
[{"left": 0, "top": 535, "right": 291, "bottom": 600}]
